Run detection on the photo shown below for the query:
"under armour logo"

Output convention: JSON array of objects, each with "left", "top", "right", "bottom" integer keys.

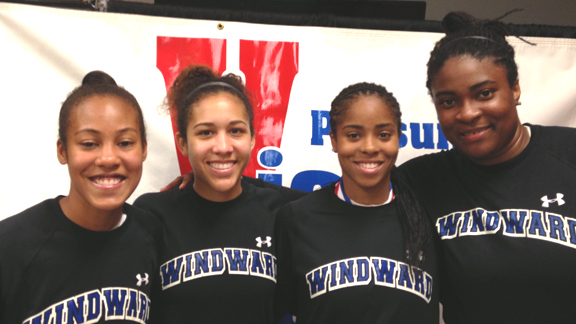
[
  {"left": 136, "top": 273, "right": 149, "bottom": 286},
  {"left": 541, "top": 193, "right": 565, "bottom": 208},
  {"left": 256, "top": 236, "right": 272, "bottom": 248}
]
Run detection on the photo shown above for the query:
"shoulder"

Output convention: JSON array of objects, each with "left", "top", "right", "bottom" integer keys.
[
  {"left": 242, "top": 176, "right": 308, "bottom": 203},
  {"left": 0, "top": 199, "right": 57, "bottom": 237},
  {"left": 0, "top": 199, "right": 60, "bottom": 260},
  {"left": 133, "top": 187, "right": 183, "bottom": 217},
  {"left": 530, "top": 123, "right": 576, "bottom": 137},
  {"left": 275, "top": 184, "right": 335, "bottom": 224},
  {"left": 125, "top": 204, "right": 163, "bottom": 232},
  {"left": 529, "top": 124, "right": 576, "bottom": 165},
  {"left": 241, "top": 180, "right": 293, "bottom": 215},
  {"left": 399, "top": 150, "right": 458, "bottom": 183},
  {"left": 124, "top": 203, "right": 164, "bottom": 248}
]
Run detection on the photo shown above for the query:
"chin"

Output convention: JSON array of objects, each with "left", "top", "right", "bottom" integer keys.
[
  {"left": 92, "top": 200, "right": 126, "bottom": 212},
  {"left": 212, "top": 179, "right": 241, "bottom": 193}
]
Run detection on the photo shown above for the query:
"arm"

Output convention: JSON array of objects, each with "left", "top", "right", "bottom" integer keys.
[{"left": 160, "top": 172, "right": 193, "bottom": 191}]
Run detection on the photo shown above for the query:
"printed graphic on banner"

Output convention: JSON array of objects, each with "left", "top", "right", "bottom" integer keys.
[
  {"left": 157, "top": 37, "right": 227, "bottom": 175},
  {"left": 156, "top": 37, "right": 299, "bottom": 178}
]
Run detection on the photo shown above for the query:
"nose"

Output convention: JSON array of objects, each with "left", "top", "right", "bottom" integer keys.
[
  {"left": 213, "top": 132, "right": 233, "bottom": 154},
  {"left": 361, "top": 134, "right": 378, "bottom": 154},
  {"left": 96, "top": 143, "right": 120, "bottom": 168},
  {"left": 456, "top": 100, "right": 481, "bottom": 123}
]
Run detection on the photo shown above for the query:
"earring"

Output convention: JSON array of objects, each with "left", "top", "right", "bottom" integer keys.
[{"left": 516, "top": 101, "right": 522, "bottom": 106}]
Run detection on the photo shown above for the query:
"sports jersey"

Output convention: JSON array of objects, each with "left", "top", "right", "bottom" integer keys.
[
  {"left": 0, "top": 198, "right": 162, "bottom": 324},
  {"left": 400, "top": 124, "right": 576, "bottom": 323},
  {"left": 134, "top": 179, "right": 306, "bottom": 324},
  {"left": 274, "top": 183, "right": 439, "bottom": 324}
]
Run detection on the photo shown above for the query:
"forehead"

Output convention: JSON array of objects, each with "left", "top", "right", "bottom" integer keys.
[
  {"left": 340, "top": 95, "right": 396, "bottom": 126},
  {"left": 190, "top": 92, "right": 248, "bottom": 122},
  {"left": 69, "top": 95, "right": 140, "bottom": 129},
  {"left": 432, "top": 55, "right": 507, "bottom": 90}
]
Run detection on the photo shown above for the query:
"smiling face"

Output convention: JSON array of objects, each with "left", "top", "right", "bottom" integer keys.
[
  {"left": 431, "top": 55, "right": 528, "bottom": 165},
  {"left": 330, "top": 95, "right": 399, "bottom": 205},
  {"left": 177, "top": 92, "right": 254, "bottom": 202},
  {"left": 57, "top": 95, "right": 147, "bottom": 225}
]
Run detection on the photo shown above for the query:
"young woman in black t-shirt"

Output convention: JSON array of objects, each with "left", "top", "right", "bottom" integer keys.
[
  {"left": 135, "top": 65, "right": 305, "bottom": 324},
  {"left": 0, "top": 71, "right": 160, "bottom": 324}
]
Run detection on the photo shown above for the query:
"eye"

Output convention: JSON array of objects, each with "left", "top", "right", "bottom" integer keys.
[
  {"left": 347, "top": 133, "right": 360, "bottom": 140},
  {"left": 197, "top": 130, "right": 213, "bottom": 136},
  {"left": 80, "top": 142, "right": 97, "bottom": 148},
  {"left": 437, "top": 98, "right": 456, "bottom": 109},
  {"left": 230, "top": 128, "right": 246, "bottom": 135},
  {"left": 379, "top": 132, "right": 392, "bottom": 139},
  {"left": 118, "top": 141, "right": 135, "bottom": 148},
  {"left": 477, "top": 89, "right": 494, "bottom": 100}
]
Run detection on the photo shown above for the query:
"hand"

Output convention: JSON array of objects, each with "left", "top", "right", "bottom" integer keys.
[{"left": 160, "top": 172, "right": 194, "bottom": 191}]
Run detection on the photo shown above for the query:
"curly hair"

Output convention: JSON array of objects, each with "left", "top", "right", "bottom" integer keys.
[{"left": 167, "top": 65, "right": 254, "bottom": 140}]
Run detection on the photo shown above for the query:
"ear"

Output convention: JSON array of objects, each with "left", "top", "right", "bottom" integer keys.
[
  {"left": 176, "top": 132, "right": 189, "bottom": 157},
  {"left": 512, "top": 79, "right": 521, "bottom": 104},
  {"left": 57, "top": 139, "right": 68, "bottom": 165},
  {"left": 329, "top": 130, "right": 337, "bottom": 153},
  {"left": 142, "top": 142, "right": 148, "bottom": 162},
  {"left": 250, "top": 135, "right": 256, "bottom": 151}
]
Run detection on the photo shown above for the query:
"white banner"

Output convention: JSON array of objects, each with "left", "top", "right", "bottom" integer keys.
[{"left": 1, "top": 3, "right": 575, "bottom": 219}]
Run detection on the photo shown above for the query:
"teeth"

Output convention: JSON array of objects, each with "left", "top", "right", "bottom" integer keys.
[
  {"left": 358, "top": 162, "right": 380, "bottom": 169},
  {"left": 210, "top": 162, "right": 234, "bottom": 169},
  {"left": 463, "top": 128, "right": 487, "bottom": 136},
  {"left": 93, "top": 177, "right": 122, "bottom": 185}
]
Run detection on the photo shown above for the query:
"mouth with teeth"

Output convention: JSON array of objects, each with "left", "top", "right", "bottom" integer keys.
[
  {"left": 91, "top": 176, "right": 125, "bottom": 187},
  {"left": 208, "top": 162, "right": 236, "bottom": 170},
  {"left": 355, "top": 162, "right": 384, "bottom": 174},
  {"left": 356, "top": 162, "right": 382, "bottom": 169},
  {"left": 460, "top": 126, "right": 491, "bottom": 139}
]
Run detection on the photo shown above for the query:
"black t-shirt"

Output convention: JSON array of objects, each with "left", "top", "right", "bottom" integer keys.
[
  {"left": 274, "top": 183, "right": 439, "bottom": 324},
  {"left": 400, "top": 124, "right": 576, "bottom": 323},
  {"left": 134, "top": 179, "right": 306, "bottom": 324},
  {"left": 0, "top": 198, "right": 162, "bottom": 324}
]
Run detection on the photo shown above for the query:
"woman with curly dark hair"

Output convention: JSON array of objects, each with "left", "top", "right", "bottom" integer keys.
[{"left": 135, "top": 65, "right": 305, "bottom": 323}]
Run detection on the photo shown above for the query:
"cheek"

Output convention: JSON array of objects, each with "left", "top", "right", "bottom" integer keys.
[
  {"left": 437, "top": 113, "right": 458, "bottom": 137},
  {"left": 187, "top": 141, "right": 208, "bottom": 164},
  {"left": 436, "top": 109, "right": 454, "bottom": 126},
  {"left": 67, "top": 153, "right": 93, "bottom": 170},
  {"left": 384, "top": 141, "right": 400, "bottom": 159},
  {"left": 235, "top": 137, "right": 254, "bottom": 154},
  {"left": 335, "top": 141, "right": 355, "bottom": 158},
  {"left": 126, "top": 153, "right": 145, "bottom": 171}
]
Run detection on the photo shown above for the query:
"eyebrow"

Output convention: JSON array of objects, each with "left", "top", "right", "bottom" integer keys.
[
  {"left": 342, "top": 123, "right": 395, "bottom": 130},
  {"left": 75, "top": 127, "right": 139, "bottom": 135},
  {"left": 434, "top": 80, "right": 497, "bottom": 97},
  {"left": 193, "top": 120, "right": 248, "bottom": 129}
]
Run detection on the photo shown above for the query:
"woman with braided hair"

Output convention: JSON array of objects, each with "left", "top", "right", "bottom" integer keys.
[
  {"left": 401, "top": 11, "right": 576, "bottom": 323},
  {"left": 273, "top": 82, "right": 439, "bottom": 323}
]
